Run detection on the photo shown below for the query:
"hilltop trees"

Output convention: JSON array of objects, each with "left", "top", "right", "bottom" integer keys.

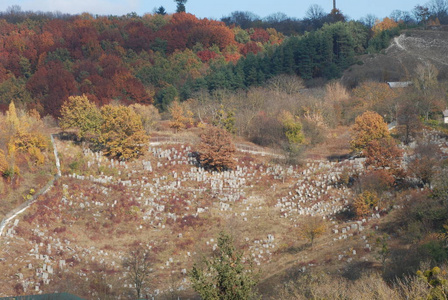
[
  {"left": 0, "top": 5, "right": 407, "bottom": 118},
  {"left": 175, "top": 0, "right": 188, "bottom": 13}
]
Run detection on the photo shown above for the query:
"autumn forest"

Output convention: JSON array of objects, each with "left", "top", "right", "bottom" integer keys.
[{"left": 1, "top": 1, "right": 448, "bottom": 299}]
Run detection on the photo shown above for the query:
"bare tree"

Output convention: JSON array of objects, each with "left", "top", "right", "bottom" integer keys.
[
  {"left": 264, "top": 12, "right": 289, "bottom": 23},
  {"left": 122, "top": 245, "right": 153, "bottom": 299},
  {"left": 428, "top": 0, "right": 448, "bottom": 21},
  {"left": 397, "top": 99, "right": 422, "bottom": 145},
  {"left": 390, "top": 10, "right": 404, "bottom": 22},
  {"left": 306, "top": 4, "right": 326, "bottom": 21},
  {"left": 360, "top": 14, "right": 377, "bottom": 28},
  {"left": 413, "top": 5, "right": 430, "bottom": 27},
  {"left": 267, "top": 74, "right": 304, "bottom": 95},
  {"left": 407, "top": 138, "right": 442, "bottom": 188}
]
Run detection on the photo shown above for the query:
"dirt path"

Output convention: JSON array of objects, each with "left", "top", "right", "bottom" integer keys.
[{"left": 0, "top": 134, "right": 61, "bottom": 237}]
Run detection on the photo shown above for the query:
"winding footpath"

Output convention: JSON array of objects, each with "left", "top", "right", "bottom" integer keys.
[{"left": 0, "top": 134, "right": 61, "bottom": 237}]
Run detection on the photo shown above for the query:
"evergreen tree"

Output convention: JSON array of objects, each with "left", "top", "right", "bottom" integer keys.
[
  {"left": 155, "top": 6, "right": 167, "bottom": 15},
  {"left": 189, "top": 232, "right": 258, "bottom": 299},
  {"left": 175, "top": 0, "right": 187, "bottom": 13}
]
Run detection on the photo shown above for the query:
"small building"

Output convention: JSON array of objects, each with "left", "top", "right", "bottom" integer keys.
[
  {"left": 443, "top": 109, "right": 448, "bottom": 124},
  {"left": 388, "top": 121, "right": 397, "bottom": 131},
  {"left": 387, "top": 81, "right": 413, "bottom": 88}
]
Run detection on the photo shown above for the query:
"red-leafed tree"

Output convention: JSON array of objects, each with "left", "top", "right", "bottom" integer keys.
[
  {"left": 239, "top": 41, "right": 263, "bottom": 56},
  {"left": 160, "top": 12, "right": 199, "bottom": 53},
  {"left": 27, "top": 61, "right": 77, "bottom": 117},
  {"left": 0, "top": 19, "right": 16, "bottom": 35},
  {"left": 124, "top": 21, "right": 155, "bottom": 52},
  {"left": 197, "top": 50, "right": 219, "bottom": 62},
  {"left": 250, "top": 28, "right": 270, "bottom": 43},
  {"left": 187, "top": 20, "right": 235, "bottom": 50}
]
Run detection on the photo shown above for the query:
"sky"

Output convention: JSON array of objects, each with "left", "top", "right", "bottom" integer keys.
[{"left": 0, "top": 0, "right": 428, "bottom": 21}]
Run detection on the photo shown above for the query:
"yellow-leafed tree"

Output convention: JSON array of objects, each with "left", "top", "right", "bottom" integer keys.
[
  {"left": 279, "top": 110, "right": 304, "bottom": 145},
  {"left": 168, "top": 101, "right": 193, "bottom": 133},
  {"left": 298, "top": 216, "right": 326, "bottom": 248},
  {"left": 350, "top": 111, "right": 390, "bottom": 152},
  {"left": 59, "top": 94, "right": 102, "bottom": 140},
  {"left": 354, "top": 190, "right": 379, "bottom": 217},
  {"left": 6, "top": 101, "right": 20, "bottom": 134},
  {"left": 99, "top": 105, "right": 148, "bottom": 161},
  {"left": 5, "top": 101, "right": 48, "bottom": 167},
  {"left": 0, "top": 150, "right": 7, "bottom": 176},
  {"left": 129, "top": 104, "right": 161, "bottom": 134}
]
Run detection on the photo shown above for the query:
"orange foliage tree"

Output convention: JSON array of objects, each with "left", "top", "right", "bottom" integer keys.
[
  {"left": 198, "top": 126, "right": 236, "bottom": 172},
  {"left": 372, "top": 17, "right": 399, "bottom": 36},
  {"left": 350, "top": 111, "right": 390, "bottom": 152}
]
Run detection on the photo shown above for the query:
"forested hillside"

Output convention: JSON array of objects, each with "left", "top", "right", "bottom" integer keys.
[{"left": 0, "top": 8, "right": 402, "bottom": 117}]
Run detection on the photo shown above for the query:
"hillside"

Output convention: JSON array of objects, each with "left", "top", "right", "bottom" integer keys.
[
  {"left": 342, "top": 28, "right": 448, "bottom": 86},
  {"left": 2, "top": 9, "right": 448, "bottom": 300},
  {"left": 1, "top": 125, "right": 448, "bottom": 298}
]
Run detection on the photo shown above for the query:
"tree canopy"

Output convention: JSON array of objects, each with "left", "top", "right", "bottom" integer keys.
[{"left": 350, "top": 111, "right": 390, "bottom": 152}]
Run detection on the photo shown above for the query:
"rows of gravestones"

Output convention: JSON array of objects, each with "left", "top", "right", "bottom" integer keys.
[
  {"left": 6, "top": 145, "right": 230, "bottom": 294},
  {"left": 274, "top": 159, "right": 365, "bottom": 221},
  {"left": 40, "top": 144, "right": 290, "bottom": 293},
  {"left": 247, "top": 234, "right": 277, "bottom": 265},
  {"left": 66, "top": 144, "right": 301, "bottom": 230},
  {"left": 268, "top": 158, "right": 387, "bottom": 267},
  {"left": 421, "top": 129, "right": 448, "bottom": 154},
  {"left": 329, "top": 218, "right": 383, "bottom": 265},
  {"left": 1, "top": 219, "right": 85, "bottom": 294},
  {"left": 2, "top": 140, "right": 396, "bottom": 295}
]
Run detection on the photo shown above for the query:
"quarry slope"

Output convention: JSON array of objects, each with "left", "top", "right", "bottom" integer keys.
[{"left": 342, "top": 28, "right": 448, "bottom": 86}]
